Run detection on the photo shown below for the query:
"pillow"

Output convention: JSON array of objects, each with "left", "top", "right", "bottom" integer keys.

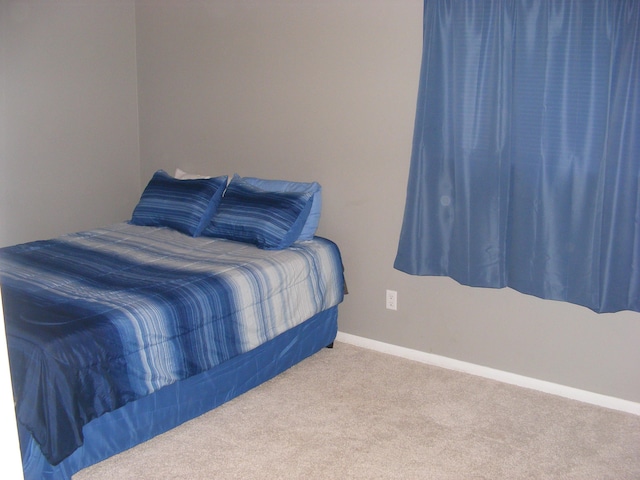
[
  {"left": 241, "top": 176, "right": 322, "bottom": 240},
  {"left": 202, "top": 175, "right": 313, "bottom": 250},
  {"left": 174, "top": 168, "right": 211, "bottom": 180},
  {"left": 131, "top": 170, "right": 228, "bottom": 237}
]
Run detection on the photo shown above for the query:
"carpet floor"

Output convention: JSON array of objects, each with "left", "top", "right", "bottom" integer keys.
[{"left": 74, "top": 342, "right": 640, "bottom": 479}]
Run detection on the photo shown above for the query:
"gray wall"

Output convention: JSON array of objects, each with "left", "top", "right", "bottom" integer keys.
[
  {"left": 135, "top": 0, "right": 640, "bottom": 403},
  {"left": 0, "top": 0, "right": 141, "bottom": 472},
  {"left": 0, "top": 0, "right": 141, "bottom": 247},
  {"left": 1, "top": 0, "right": 639, "bottom": 412}
]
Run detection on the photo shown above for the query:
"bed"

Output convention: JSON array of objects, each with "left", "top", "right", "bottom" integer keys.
[{"left": 0, "top": 171, "right": 345, "bottom": 480}]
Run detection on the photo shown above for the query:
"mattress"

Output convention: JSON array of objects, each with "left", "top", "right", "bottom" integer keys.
[{"left": 0, "top": 223, "right": 345, "bottom": 466}]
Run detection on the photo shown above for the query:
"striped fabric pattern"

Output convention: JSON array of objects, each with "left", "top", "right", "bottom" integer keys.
[
  {"left": 202, "top": 175, "right": 314, "bottom": 249},
  {"left": 131, "top": 170, "right": 227, "bottom": 237},
  {"left": 242, "top": 176, "right": 322, "bottom": 240},
  {"left": 0, "top": 223, "right": 344, "bottom": 465}
]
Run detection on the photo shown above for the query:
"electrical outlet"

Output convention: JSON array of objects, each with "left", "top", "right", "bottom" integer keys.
[{"left": 386, "top": 289, "right": 397, "bottom": 311}]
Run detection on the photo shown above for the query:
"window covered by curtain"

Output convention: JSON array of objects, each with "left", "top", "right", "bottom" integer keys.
[{"left": 395, "top": 0, "right": 639, "bottom": 313}]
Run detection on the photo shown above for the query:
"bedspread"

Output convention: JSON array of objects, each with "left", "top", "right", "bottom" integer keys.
[{"left": 0, "top": 223, "right": 344, "bottom": 466}]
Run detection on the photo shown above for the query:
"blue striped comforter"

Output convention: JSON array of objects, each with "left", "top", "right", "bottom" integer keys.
[{"left": 0, "top": 223, "right": 344, "bottom": 466}]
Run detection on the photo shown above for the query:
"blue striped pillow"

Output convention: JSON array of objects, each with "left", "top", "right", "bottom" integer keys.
[
  {"left": 131, "top": 170, "right": 228, "bottom": 237},
  {"left": 202, "top": 175, "right": 313, "bottom": 250},
  {"left": 242, "top": 176, "right": 322, "bottom": 241}
]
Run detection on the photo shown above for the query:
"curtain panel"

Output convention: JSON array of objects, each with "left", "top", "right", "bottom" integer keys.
[{"left": 395, "top": 0, "right": 640, "bottom": 313}]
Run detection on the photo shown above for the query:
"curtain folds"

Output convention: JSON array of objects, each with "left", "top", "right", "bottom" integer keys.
[{"left": 394, "top": 0, "right": 640, "bottom": 313}]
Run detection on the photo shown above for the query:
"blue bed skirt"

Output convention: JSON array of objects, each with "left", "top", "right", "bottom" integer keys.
[{"left": 19, "top": 306, "right": 339, "bottom": 480}]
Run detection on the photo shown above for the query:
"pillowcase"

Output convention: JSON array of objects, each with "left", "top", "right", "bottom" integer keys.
[
  {"left": 202, "top": 175, "right": 313, "bottom": 250},
  {"left": 131, "top": 170, "right": 228, "bottom": 237},
  {"left": 241, "top": 176, "right": 322, "bottom": 240},
  {"left": 174, "top": 168, "right": 211, "bottom": 180}
]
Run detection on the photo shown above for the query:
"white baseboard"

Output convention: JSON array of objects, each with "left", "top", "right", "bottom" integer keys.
[{"left": 335, "top": 331, "right": 640, "bottom": 416}]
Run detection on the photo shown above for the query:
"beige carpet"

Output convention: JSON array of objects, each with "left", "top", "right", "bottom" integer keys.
[{"left": 74, "top": 342, "right": 640, "bottom": 479}]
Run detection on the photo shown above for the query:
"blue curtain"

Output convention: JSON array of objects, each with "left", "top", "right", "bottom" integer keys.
[{"left": 395, "top": 0, "right": 640, "bottom": 314}]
